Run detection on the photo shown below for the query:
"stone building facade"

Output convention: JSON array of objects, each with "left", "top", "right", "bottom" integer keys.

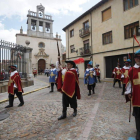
[
  {"left": 63, "top": 0, "right": 140, "bottom": 79},
  {"left": 16, "top": 4, "right": 62, "bottom": 72}
]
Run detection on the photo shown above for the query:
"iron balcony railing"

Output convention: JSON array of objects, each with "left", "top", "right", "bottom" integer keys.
[
  {"left": 79, "top": 46, "right": 92, "bottom": 56},
  {"left": 79, "top": 26, "right": 90, "bottom": 38}
]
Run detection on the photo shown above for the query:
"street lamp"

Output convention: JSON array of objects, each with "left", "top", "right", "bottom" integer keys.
[{"left": 73, "top": 48, "right": 78, "bottom": 55}]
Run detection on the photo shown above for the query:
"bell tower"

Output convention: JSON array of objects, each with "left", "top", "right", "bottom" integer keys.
[{"left": 27, "top": 4, "right": 53, "bottom": 38}]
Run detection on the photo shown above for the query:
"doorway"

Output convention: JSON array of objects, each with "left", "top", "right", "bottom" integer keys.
[{"left": 38, "top": 59, "right": 46, "bottom": 74}]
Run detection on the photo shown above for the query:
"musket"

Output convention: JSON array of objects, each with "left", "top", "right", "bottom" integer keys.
[
  {"left": 57, "top": 41, "right": 61, "bottom": 65},
  {"left": 129, "top": 32, "right": 135, "bottom": 122}
]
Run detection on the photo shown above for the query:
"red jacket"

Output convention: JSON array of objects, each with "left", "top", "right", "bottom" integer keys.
[
  {"left": 112, "top": 67, "right": 121, "bottom": 80},
  {"left": 8, "top": 71, "right": 23, "bottom": 95},
  {"left": 57, "top": 69, "right": 81, "bottom": 99}
]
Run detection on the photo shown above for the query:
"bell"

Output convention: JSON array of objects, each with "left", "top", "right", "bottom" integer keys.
[
  {"left": 32, "top": 26, "right": 35, "bottom": 30},
  {"left": 39, "top": 12, "right": 42, "bottom": 17}
]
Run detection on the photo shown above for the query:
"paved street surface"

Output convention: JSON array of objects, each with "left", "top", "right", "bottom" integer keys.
[
  {"left": 0, "top": 75, "right": 136, "bottom": 140},
  {"left": 0, "top": 75, "right": 49, "bottom": 101}
]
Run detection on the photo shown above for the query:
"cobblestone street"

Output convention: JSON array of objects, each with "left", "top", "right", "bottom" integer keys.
[{"left": 0, "top": 76, "right": 136, "bottom": 140}]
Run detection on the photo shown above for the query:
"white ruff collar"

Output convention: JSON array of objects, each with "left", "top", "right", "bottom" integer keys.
[
  {"left": 134, "top": 64, "right": 140, "bottom": 68},
  {"left": 123, "top": 66, "right": 131, "bottom": 69},
  {"left": 51, "top": 68, "right": 56, "bottom": 71},
  {"left": 10, "top": 70, "right": 18, "bottom": 77},
  {"left": 69, "top": 68, "right": 75, "bottom": 70},
  {"left": 86, "top": 68, "right": 93, "bottom": 71},
  {"left": 116, "top": 67, "right": 121, "bottom": 70}
]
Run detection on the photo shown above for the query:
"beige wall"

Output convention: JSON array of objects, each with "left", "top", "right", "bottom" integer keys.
[
  {"left": 92, "top": 0, "right": 140, "bottom": 53},
  {"left": 65, "top": 0, "right": 140, "bottom": 79},
  {"left": 16, "top": 35, "right": 61, "bottom": 71},
  {"left": 66, "top": 14, "right": 91, "bottom": 58}
]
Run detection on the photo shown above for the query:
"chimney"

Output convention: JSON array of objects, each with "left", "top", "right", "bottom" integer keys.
[
  {"left": 20, "top": 26, "right": 23, "bottom": 34},
  {"left": 59, "top": 35, "right": 61, "bottom": 39}
]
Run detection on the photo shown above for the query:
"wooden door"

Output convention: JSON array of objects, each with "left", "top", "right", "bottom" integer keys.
[{"left": 38, "top": 59, "right": 45, "bottom": 72}]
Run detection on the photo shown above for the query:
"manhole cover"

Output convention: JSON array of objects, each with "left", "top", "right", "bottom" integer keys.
[{"left": 0, "top": 111, "right": 10, "bottom": 121}]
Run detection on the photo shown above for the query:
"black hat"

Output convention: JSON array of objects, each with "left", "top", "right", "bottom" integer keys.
[
  {"left": 117, "top": 63, "right": 121, "bottom": 66},
  {"left": 50, "top": 64, "right": 55, "bottom": 67},
  {"left": 9, "top": 65, "right": 17, "bottom": 70},
  {"left": 65, "top": 60, "right": 76, "bottom": 68},
  {"left": 134, "top": 49, "right": 140, "bottom": 58}
]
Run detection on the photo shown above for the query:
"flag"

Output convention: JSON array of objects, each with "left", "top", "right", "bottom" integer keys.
[
  {"left": 73, "top": 58, "right": 84, "bottom": 64},
  {"left": 134, "top": 35, "right": 140, "bottom": 47}
]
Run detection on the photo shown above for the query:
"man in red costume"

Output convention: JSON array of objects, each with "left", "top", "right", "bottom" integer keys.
[
  {"left": 95, "top": 64, "right": 101, "bottom": 83},
  {"left": 121, "top": 59, "right": 131, "bottom": 95},
  {"left": 112, "top": 63, "right": 122, "bottom": 88},
  {"left": 125, "top": 49, "right": 140, "bottom": 140},
  {"left": 57, "top": 60, "right": 81, "bottom": 120},
  {"left": 33, "top": 68, "right": 37, "bottom": 78},
  {"left": 5, "top": 65, "right": 24, "bottom": 108}
]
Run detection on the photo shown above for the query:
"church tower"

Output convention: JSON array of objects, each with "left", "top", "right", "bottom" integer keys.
[
  {"left": 16, "top": 4, "right": 62, "bottom": 71},
  {"left": 27, "top": 4, "right": 53, "bottom": 38}
]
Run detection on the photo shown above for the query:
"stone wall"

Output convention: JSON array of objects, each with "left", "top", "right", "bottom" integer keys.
[{"left": 0, "top": 79, "right": 34, "bottom": 93}]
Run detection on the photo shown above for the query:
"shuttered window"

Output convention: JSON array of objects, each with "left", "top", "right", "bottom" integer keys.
[
  {"left": 102, "top": 7, "right": 111, "bottom": 22},
  {"left": 123, "top": 0, "right": 139, "bottom": 11}
]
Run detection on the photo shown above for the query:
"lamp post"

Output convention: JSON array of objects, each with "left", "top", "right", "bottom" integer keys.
[{"left": 73, "top": 48, "right": 78, "bottom": 55}]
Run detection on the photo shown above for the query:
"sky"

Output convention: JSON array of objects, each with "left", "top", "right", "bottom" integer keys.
[{"left": 0, "top": 0, "right": 101, "bottom": 46}]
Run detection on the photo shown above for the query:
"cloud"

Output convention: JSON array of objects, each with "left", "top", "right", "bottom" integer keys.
[
  {"left": 0, "top": 22, "right": 21, "bottom": 43},
  {"left": 0, "top": 0, "right": 90, "bottom": 20}
]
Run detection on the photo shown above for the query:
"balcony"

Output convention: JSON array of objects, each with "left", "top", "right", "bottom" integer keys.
[
  {"left": 79, "top": 26, "right": 90, "bottom": 38},
  {"left": 79, "top": 46, "right": 92, "bottom": 56}
]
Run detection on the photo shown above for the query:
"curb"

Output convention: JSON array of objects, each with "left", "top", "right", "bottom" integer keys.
[{"left": 0, "top": 85, "right": 50, "bottom": 104}]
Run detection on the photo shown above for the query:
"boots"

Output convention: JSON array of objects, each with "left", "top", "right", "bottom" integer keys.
[
  {"left": 5, "top": 95, "right": 14, "bottom": 108},
  {"left": 135, "top": 117, "right": 140, "bottom": 140},
  {"left": 92, "top": 87, "right": 95, "bottom": 94},
  {"left": 73, "top": 108, "right": 77, "bottom": 117},
  {"left": 119, "top": 81, "right": 122, "bottom": 88},
  {"left": 58, "top": 107, "right": 67, "bottom": 120},
  {"left": 88, "top": 90, "right": 91, "bottom": 96},
  {"left": 113, "top": 83, "right": 115, "bottom": 87},
  {"left": 50, "top": 85, "right": 54, "bottom": 93},
  {"left": 17, "top": 94, "right": 24, "bottom": 107}
]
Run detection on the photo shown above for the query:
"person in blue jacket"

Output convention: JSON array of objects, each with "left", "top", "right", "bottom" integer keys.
[
  {"left": 49, "top": 64, "right": 57, "bottom": 92},
  {"left": 84, "top": 61, "right": 96, "bottom": 96}
]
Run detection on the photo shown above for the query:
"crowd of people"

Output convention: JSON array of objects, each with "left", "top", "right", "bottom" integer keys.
[{"left": 4, "top": 49, "right": 140, "bottom": 140}]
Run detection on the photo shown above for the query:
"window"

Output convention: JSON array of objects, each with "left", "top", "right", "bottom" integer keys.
[
  {"left": 123, "top": 0, "right": 139, "bottom": 11},
  {"left": 83, "top": 40, "right": 90, "bottom": 54},
  {"left": 70, "top": 45, "right": 75, "bottom": 53},
  {"left": 102, "top": 7, "right": 111, "bottom": 22},
  {"left": 39, "top": 42, "right": 45, "bottom": 48},
  {"left": 83, "top": 21, "right": 89, "bottom": 29},
  {"left": 102, "top": 31, "right": 112, "bottom": 45},
  {"left": 70, "top": 29, "right": 74, "bottom": 37},
  {"left": 124, "top": 21, "right": 139, "bottom": 39}
]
